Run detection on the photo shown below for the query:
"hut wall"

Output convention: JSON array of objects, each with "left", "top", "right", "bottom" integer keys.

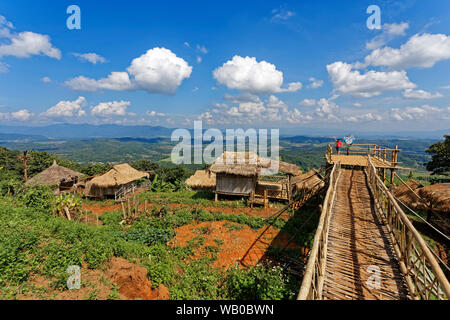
[
  {"left": 256, "top": 182, "right": 288, "bottom": 199},
  {"left": 85, "top": 181, "right": 135, "bottom": 198},
  {"left": 215, "top": 173, "right": 255, "bottom": 195}
]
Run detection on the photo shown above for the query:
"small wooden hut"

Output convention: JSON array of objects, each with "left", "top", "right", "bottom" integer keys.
[
  {"left": 185, "top": 170, "right": 216, "bottom": 190},
  {"left": 208, "top": 152, "right": 301, "bottom": 205},
  {"left": 84, "top": 163, "right": 149, "bottom": 199},
  {"left": 26, "top": 160, "right": 83, "bottom": 189}
]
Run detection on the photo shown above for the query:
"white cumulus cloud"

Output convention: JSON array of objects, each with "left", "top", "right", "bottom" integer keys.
[
  {"left": 91, "top": 100, "right": 131, "bottom": 117},
  {"left": 359, "top": 33, "right": 450, "bottom": 69},
  {"left": 213, "top": 55, "right": 302, "bottom": 94},
  {"left": 366, "top": 22, "right": 409, "bottom": 50},
  {"left": 42, "top": 96, "right": 87, "bottom": 118},
  {"left": 307, "top": 77, "right": 324, "bottom": 89},
  {"left": 11, "top": 109, "right": 33, "bottom": 121},
  {"left": 66, "top": 48, "right": 192, "bottom": 95},
  {"left": 73, "top": 52, "right": 106, "bottom": 64},
  {"left": 402, "top": 89, "right": 443, "bottom": 99},
  {"left": 299, "top": 99, "right": 316, "bottom": 107},
  {"left": 327, "top": 61, "right": 416, "bottom": 97},
  {"left": 0, "top": 31, "right": 61, "bottom": 59}
]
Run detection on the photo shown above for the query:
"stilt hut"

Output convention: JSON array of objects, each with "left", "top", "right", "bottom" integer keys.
[
  {"left": 84, "top": 163, "right": 149, "bottom": 199},
  {"left": 208, "top": 152, "right": 302, "bottom": 205}
]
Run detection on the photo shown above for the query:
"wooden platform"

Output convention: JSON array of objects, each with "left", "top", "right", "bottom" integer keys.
[
  {"left": 322, "top": 168, "right": 409, "bottom": 300},
  {"left": 327, "top": 154, "right": 396, "bottom": 168}
]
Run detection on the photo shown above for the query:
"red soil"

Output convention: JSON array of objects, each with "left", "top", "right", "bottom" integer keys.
[
  {"left": 82, "top": 201, "right": 281, "bottom": 220},
  {"left": 83, "top": 203, "right": 121, "bottom": 215},
  {"left": 107, "top": 257, "right": 169, "bottom": 300},
  {"left": 171, "top": 220, "right": 300, "bottom": 268},
  {"left": 17, "top": 258, "right": 169, "bottom": 300}
]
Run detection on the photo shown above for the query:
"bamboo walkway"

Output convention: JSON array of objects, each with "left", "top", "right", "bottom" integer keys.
[{"left": 322, "top": 168, "right": 409, "bottom": 300}]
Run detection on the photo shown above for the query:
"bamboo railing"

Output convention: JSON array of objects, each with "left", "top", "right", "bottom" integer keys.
[
  {"left": 327, "top": 143, "right": 400, "bottom": 167},
  {"left": 297, "top": 161, "right": 341, "bottom": 300},
  {"left": 366, "top": 156, "right": 450, "bottom": 300}
]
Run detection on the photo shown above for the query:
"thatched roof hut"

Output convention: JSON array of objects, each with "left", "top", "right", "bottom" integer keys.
[
  {"left": 418, "top": 183, "right": 450, "bottom": 213},
  {"left": 208, "top": 152, "right": 301, "bottom": 176},
  {"left": 290, "top": 169, "right": 325, "bottom": 194},
  {"left": 84, "top": 163, "right": 149, "bottom": 198},
  {"left": 207, "top": 152, "right": 302, "bottom": 199},
  {"left": 185, "top": 170, "right": 216, "bottom": 190},
  {"left": 26, "top": 160, "right": 83, "bottom": 187}
]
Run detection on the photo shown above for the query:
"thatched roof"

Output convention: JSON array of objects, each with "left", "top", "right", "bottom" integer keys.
[
  {"left": 26, "top": 160, "right": 83, "bottom": 187},
  {"left": 290, "top": 169, "right": 325, "bottom": 191},
  {"left": 393, "top": 179, "right": 425, "bottom": 211},
  {"left": 208, "top": 152, "right": 301, "bottom": 177},
  {"left": 418, "top": 183, "right": 450, "bottom": 213},
  {"left": 185, "top": 170, "right": 216, "bottom": 189},
  {"left": 85, "top": 163, "right": 149, "bottom": 190}
]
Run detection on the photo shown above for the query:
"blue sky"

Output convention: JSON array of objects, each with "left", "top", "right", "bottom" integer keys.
[{"left": 0, "top": 0, "right": 449, "bottom": 132}]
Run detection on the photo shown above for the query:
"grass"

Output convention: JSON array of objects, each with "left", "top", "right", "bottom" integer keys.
[
  {"left": 138, "top": 190, "right": 249, "bottom": 208},
  {"left": 0, "top": 189, "right": 309, "bottom": 300}
]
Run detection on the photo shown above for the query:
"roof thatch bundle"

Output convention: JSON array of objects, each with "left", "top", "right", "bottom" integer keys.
[
  {"left": 418, "top": 183, "right": 450, "bottom": 213},
  {"left": 393, "top": 179, "right": 425, "bottom": 211},
  {"left": 290, "top": 169, "right": 325, "bottom": 192},
  {"left": 84, "top": 163, "right": 149, "bottom": 197},
  {"left": 26, "top": 160, "right": 83, "bottom": 187},
  {"left": 208, "top": 152, "right": 301, "bottom": 176},
  {"left": 185, "top": 170, "right": 216, "bottom": 189}
]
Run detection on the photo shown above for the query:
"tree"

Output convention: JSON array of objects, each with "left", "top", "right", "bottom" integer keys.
[{"left": 425, "top": 135, "right": 450, "bottom": 176}]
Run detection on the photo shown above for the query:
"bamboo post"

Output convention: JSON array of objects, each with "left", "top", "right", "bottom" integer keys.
[
  {"left": 135, "top": 198, "right": 139, "bottom": 218},
  {"left": 144, "top": 200, "right": 148, "bottom": 213},
  {"left": 64, "top": 207, "right": 71, "bottom": 221},
  {"left": 264, "top": 189, "right": 268, "bottom": 209},
  {"left": 127, "top": 198, "right": 131, "bottom": 219},
  {"left": 214, "top": 192, "right": 218, "bottom": 202},
  {"left": 287, "top": 175, "right": 291, "bottom": 205},
  {"left": 121, "top": 201, "right": 126, "bottom": 220}
]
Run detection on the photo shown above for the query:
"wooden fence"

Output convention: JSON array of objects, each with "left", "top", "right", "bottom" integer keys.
[
  {"left": 297, "top": 161, "right": 341, "bottom": 300},
  {"left": 327, "top": 143, "right": 400, "bottom": 167},
  {"left": 366, "top": 156, "right": 450, "bottom": 300}
]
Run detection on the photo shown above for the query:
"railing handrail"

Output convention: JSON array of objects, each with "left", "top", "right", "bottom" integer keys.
[
  {"left": 366, "top": 156, "right": 450, "bottom": 300},
  {"left": 297, "top": 161, "right": 341, "bottom": 300},
  {"left": 326, "top": 143, "right": 400, "bottom": 167},
  {"left": 326, "top": 142, "right": 400, "bottom": 152}
]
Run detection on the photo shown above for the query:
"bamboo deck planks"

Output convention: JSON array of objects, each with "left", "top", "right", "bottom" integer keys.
[{"left": 322, "top": 168, "right": 409, "bottom": 300}]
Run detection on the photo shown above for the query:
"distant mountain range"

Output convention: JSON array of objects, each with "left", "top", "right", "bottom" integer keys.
[
  {"left": 0, "top": 124, "right": 447, "bottom": 140},
  {"left": 0, "top": 124, "right": 174, "bottom": 139}
]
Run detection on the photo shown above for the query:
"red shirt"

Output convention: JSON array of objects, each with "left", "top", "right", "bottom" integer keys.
[{"left": 336, "top": 140, "right": 342, "bottom": 148}]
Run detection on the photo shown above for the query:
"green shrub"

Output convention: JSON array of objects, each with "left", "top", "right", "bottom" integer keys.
[
  {"left": 121, "top": 228, "right": 175, "bottom": 246},
  {"left": 19, "top": 185, "right": 54, "bottom": 212},
  {"left": 224, "top": 264, "right": 293, "bottom": 300}
]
